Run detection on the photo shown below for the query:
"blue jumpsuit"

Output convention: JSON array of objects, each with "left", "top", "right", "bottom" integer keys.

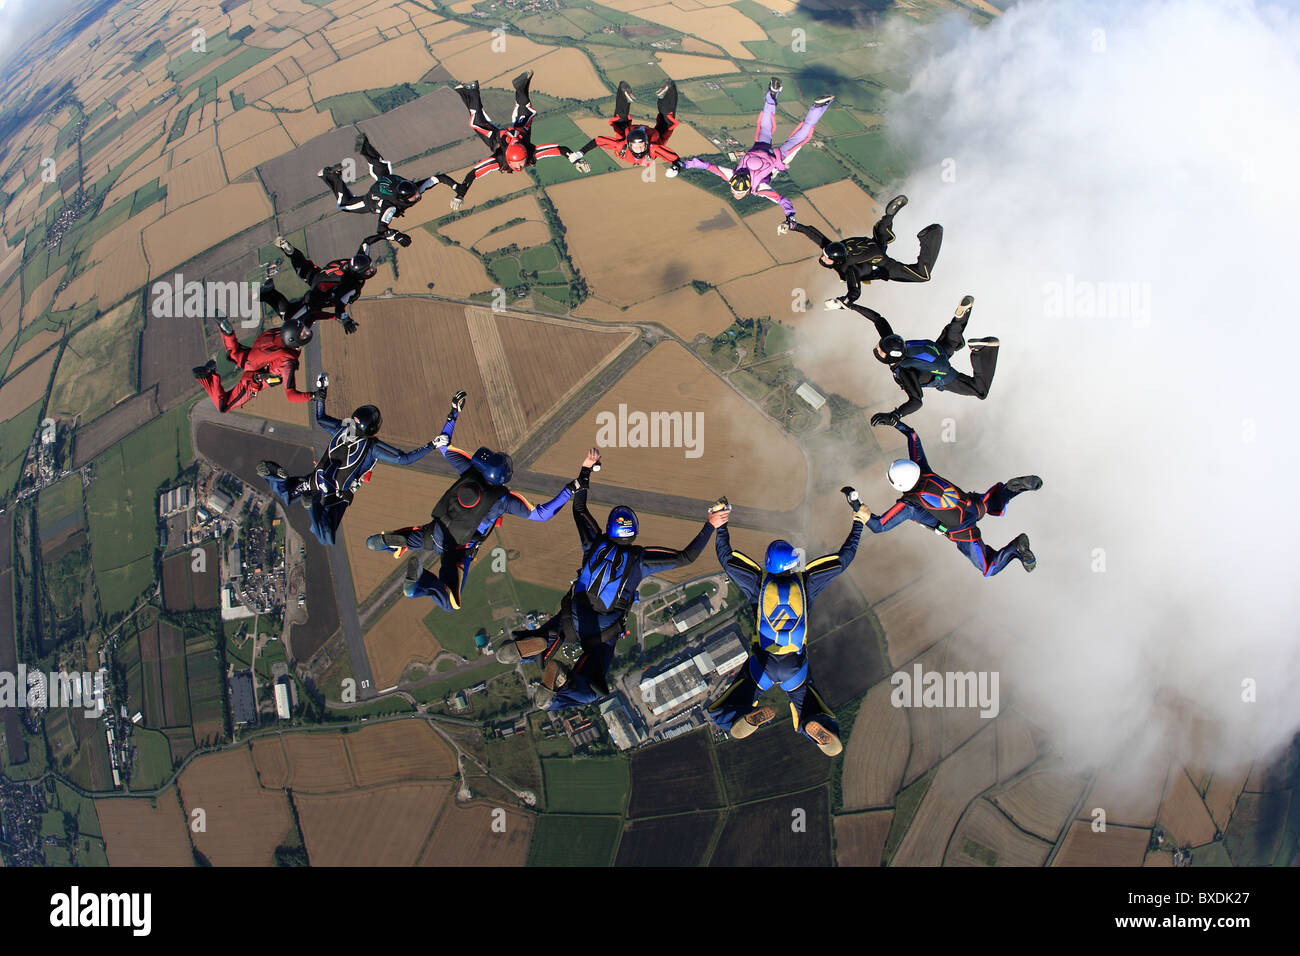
[
  {"left": 707, "top": 521, "right": 861, "bottom": 745},
  {"left": 518, "top": 467, "right": 715, "bottom": 710},
  {"left": 397, "top": 414, "right": 572, "bottom": 611},
  {"left": 262, "top": 397, "right": 433, "bottom": 546},
  {"left": 866, "top": 421, "right": 1029, "bottom": 577}
]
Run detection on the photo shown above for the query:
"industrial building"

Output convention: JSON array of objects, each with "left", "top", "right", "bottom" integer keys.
[{"left": 229, "top": 671, "right": 257, "bottom": 726}]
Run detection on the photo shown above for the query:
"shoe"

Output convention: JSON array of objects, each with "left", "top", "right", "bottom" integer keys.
[
  {"left": 655, "top": 81, "right": 672, "bottom": 99},
  {"left": 535, "top": 686, "right": 555, "bottom": 710},
  {"left": 768, "top": 77, "right": 782, "bottom": 96},
  {"left": 316, "top": 163, "right": 343, "bottom": 178},
  {"left": 366, "top": 532, "right": 409, "bottom": 556},
  {"left": 967, "top": 336, "right": 1000, "bottom": 350},
  {"left": 496, "top": 635, "right": 547, "bottom": 664},
  {"left": 1005, "top": 475, "right": 1043, "bottom": 494},
  {"left": 953, "top": 295, "right": 974, "bottom": 320},
  {"left": 512, "top": 70, "right": 533, "bottom": 91},
  {"left": 618, "top": 79, "right": 636, "bottom": 102},
  {"left": 192, "top": 360, "right": 216, "bottom": 379},
  {"left": 354, "top": 133, "right": 369, "bottom": 154},
  {"left": 405, "top": 554, "right": 424, "bottom": 583},
  {"left": 730, "top": 706, "right": 776, "bottom": 740},
  {"left": 274, "top": 235, "right": 293, "bottom": 254},
  {"left": 1013, "top": 533, "right": 1036, "bottom": 573},
  {"left": 884, "top": 194, "right": 908, "bottom": 217},
  {"left": 256, "top": 460, "right": 287, "bottom": 479},
  {"left": 805, "top": 720, "right": 843, "bottom": 757},
  {"left": 218, "top": 317, "right": 234, "bottom": 336},
  {"left": 542, "top": 658, "right": 570, "bottom": 690},
  {"left": 812, "top": 93, "right": 835, "bottom": 108}
]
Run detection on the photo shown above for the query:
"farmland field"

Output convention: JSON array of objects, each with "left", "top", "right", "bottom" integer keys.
[
  {"left": 627, "top": 729, "right": 723, "bottom": 818},
  {"left": 541, "top": 756, "right": 630, "bottom": 814},
  {"left": 615, "top": 811, "right": 720, "bottom": 867},
  {"left": 527, "top": 813, "right": 622, "bottom": 867},
  {"left": 47, "top": 300, "right": 142, "bottom": 424},
  {"left": 95, "top": 790, "right": 194, "bottom": 867},
  {"left": 296, "top": 782, "right": 450, "bottom": 866},
  {"left": 419, "top": 799, "right": 534, "bottom": 867},
  {"left": 178, "top": 748, "right": 295, "bottom": 866},
  {"left": 715, "top": 720, "right": 831, "bottom": 805},
  {"left": 710, "top": 787, "right": 832, "bottom": 867}
]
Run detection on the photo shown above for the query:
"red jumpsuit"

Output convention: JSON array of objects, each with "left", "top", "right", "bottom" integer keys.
[
  {"left": 586, "top": 115, "right": 680, "bottom": 167},
  {"left": 197, "top": 328, "right": 311, "bottom": 413}
]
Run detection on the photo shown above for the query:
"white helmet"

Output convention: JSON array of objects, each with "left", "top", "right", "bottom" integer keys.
[{"left": 887, "top": 459, "right": 921, "bottom": 492}]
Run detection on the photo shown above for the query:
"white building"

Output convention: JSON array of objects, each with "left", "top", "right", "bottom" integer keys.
[
  {"left": 274, "top": 682, "right": 292, "bottom": 720},
  {"left": 796, "top": 382, "right": 826, "bottom": 410}
]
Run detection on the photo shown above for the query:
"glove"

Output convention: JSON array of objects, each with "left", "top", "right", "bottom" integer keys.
[
  {"left": 450, "top": 389, "right": 467, "bottom": 416},
  {"left": 870, "top": 412, "right": 900, "bottom": 428},
  {"left": 569, "top": 151, "right": 591, "bottom": 173},
  {"left": 841, "top": 486, "right": 863, "bottom": 512},
  {"left": 394, "top": 232, "right": 412, "bottom": 247},
  {"left": 450, "top": 195, "right": 463, "bottom": 211},
  {"left": 340, "top": 316, "right": 359, "bottom": 334},
  {"left": 432, "top": 434, "right": 449, "bottom": 450},
  {"left": 665, "top": 160, "right": 682, "bottom": 178},
  {"left": 824, "top": 297, "right": 846, "bottom": 311},
  {"left": 776, "top": 217, "right": 795, "bottom": 236},
  {"left": 315, "top": 373, "right": 330, "bottom": 390}
]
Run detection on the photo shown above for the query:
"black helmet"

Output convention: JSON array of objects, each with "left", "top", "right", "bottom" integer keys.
[
  {"left": 351, "top": 405, "right": 382, "bottom": 437},
  {"left": 349, "top": 252, "right": 373, "bottom": 274},
  {"left": 878, "top": 334, "right": 905, "bottom": 364},
  {"left": 470, "top": 447, "right": 513, "bottom": 486},
  {"left": 729, "top": 168, "right": 751, "bottom": 194},
  {"left": 627, "top": 126, "right": 650, "bottom": 155},
  {"left": 823, "top": 241, "right": 847, "bottom": 264},
  {"left": 397, "top": 179, "right": 418, "bottom": 200},
  {"left": 280, "top": 321, "right": 313, "bottom": 348}
]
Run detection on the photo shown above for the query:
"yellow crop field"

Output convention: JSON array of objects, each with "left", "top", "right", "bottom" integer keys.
[
  {"left": 223, "top": 126, "right": 295, "bottom": 180},
  {"left": 548, "top": 168, "right": 773, "bottom": 306},
  {"left": 441, "top": 194, "right": 544, "bottom": 248},
  {"left": 341, "top": 463, "right": 448, "bottom": 603},
  {"left": 473, "top": 220, "right": 551, "bottom": 253},
  {"left": 655, "top": 51, "right": 740, "bottom": 79},
  {"left": 945, "top": 798, "right": 1052, "bottom": 867},
  {"left": 310, "top": 34, "right": 436, "bottom": 100},
  {"left": 804, "top": 180, "right": 884, "bottom": 238},
  {"left": 1053, "top": 820, "right": 1151, "bottom": 866},
  {"left": 178, "top": 748, "right": 295, "bottom": 866},
  {"left": 633, "top": 5, "right": 762, "bottom": 60},
  {"left": 143, "top": 183, "right": 273, "bottom": 275},
  {"left": 992, "top": 770, "right": 1087, "bottom": 842},
  {"left": 346, "top": 721, "right": 458, "bottom": 785},
  {"left": 0, "top": 348, "right": 57, "bottom": 417},
  {"left": 531, "top": 341, "right": 807, "bottom": 511},
  {"left": 1154, "top": 766, "right": 1218, "bottom": 847},
  {"left": 95, "top": 789, "right": 194, "bottom": 867},
  {"left": 841, "top": 681, "right": 910, "bottom": 812},
  {"left": 297, "top": 782, "right": 451, "bottom": 866},
  {"left": 418, "top": 799, "right": 533, "bottom": 867},
  {"left": 279, "top": 733, "right": 356, "bottom": 792},
  {"left": 250, "top": 737, "right": 289, "bottom": 789},
  {"left": 510, "top": 47, "right": 607, "bottom": 99},
  {"left": 164, "top": 147, "right": 228, "bottom": 211},
  {"left": 890, "top": 724, "right": 996, "bottom": 866},
  {"left": 364, "top": 593, "right": 443, "bottom": 689}
]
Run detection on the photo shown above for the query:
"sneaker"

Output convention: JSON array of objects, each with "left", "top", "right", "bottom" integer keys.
[
  {"left": 256, "top": 460, "right": 286, "bottom": 479},
  {"left": 535, "top": 685, "right": 555, "bottom": 710},
  {"left": 405, "top": 555, "right": 424, "bottom": 583},
  {"left": 1005, "top": 475, "right": 1043, "bottom": 494},
  {"left": 1013, "top": 533, "right": 1036, "bottom": 573},
  {"left": 316, "top": 163, "right": 343, "bottom": 178},
  {"left": 495, "top": 636, "right": 547, "bottom": 664},
  {"left": 655, "top": 81, "right": 672, "bottom": 99},
  {"left": 812, "top": 93, "right": 835, "bottom": 108},
  {"left": 366, "top": 532, "right": 410, "bottom": 556},
  {"left": 618, "top": 79, "right": 636, "bottom": 102},
  {"left": 512, "top": 70, "right": 533, "bottom": 91},
  {"left": 884, "top": 194, "right": 908, "bottom": 217},
  {"left": 768, "top": 77, "right": 782, "bottom": 96},
  {"left": 967, "top": 336, "right": 1000, "bottom": 350},
  {"left": 730, "top": 706, "right": 776, "bottom": 740},
  {"left": 953, "top": 294, "right": 974, "bottom": 320},
  {"left": 354, "top": 133, "right": 369, "bottom": 154},
  {"left": 805, "top": 720, "right": 843, "bottom": 757},
  {"left": 192, "top": 360, "right": 216, "bottom": 379},
  {"left": 274, "top": 235, "right": 293, "bottom": 254},
  {"left": 542, "top": 658, "right": 570, "bottom": 691}
]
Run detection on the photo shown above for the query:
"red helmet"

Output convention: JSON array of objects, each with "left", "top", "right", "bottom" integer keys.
[{"left": 504, "top": 142, "right": 528, "bottom": 171}]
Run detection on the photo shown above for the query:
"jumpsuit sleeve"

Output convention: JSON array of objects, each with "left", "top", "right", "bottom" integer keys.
[
  {"left": 649, "top": 142, "right": 680, "bottom": 164},
  {"left": 842, "top": 266, "right": 862, "bottom": 304},
  {"left": 897, "top": 420, "right": 930, "bottom": 472},
  {"left": 891, "top": 369, "right": 925, "bottom": 420},
  {"left": 371, "top": 439, "right": 435, "bottom": 466},
  {"left": 278, "top": 355, "right": 312, "bottom": 403},
  {"left": 803, "top": 520, "right": 864, "bottom": 600},
  {"left": 532, "top": 143, "right": 569, "bottom": 160},
  {"left": 790, "top": 221, "right": 830, "bottom": 248},
  {"left": 682, "top": 157, "right": 730, "bottom": 180},
  {"left": 641, "top": 523, "right": 716, "bottom": 573},
  {"left": 380, "top": 205, "right": 397, "bottom": 225},
  {"left": 865, "top": 500, "right": 935, "bottom": 534},
  {"left": 314, "top": 398, "right": 343, "bottom": 432},
  {"left": 715, "top": 525, "right": 762, "bottom": 604},
  {"left": 572, "top": 470, "right": 603, "bottom": 548},
  {"left": 847, "top": 302, "right": 893, "bottom": 339},
  {"left": 754, "top": 184, "right": 796, "bottom": 219},
  {"left": 503, "top": 486, "right": 573, "bottom": 522}
]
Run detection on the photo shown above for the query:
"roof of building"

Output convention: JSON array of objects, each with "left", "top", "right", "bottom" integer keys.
[{"left": 230, "top": 671, "right": 257, "bottom": 725}]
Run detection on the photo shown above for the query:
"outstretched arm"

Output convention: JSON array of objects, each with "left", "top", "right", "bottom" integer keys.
[
  {"left": 502, "top": 485, "right": 573, "bottom": 522},
  {"left": 681, "top": 157, "right": 732, "bottom": 181},
  {"left": 790, "top": 220, "right": 830, "bottom": 249},
  {"left": 641, "top": 522, "right": 716, "bottom": 573},
  {"left": 571, "top": 447, "right": 602, "bottom": 547},
  {"left": 845, "top": 301, "right": 893, "bottom": 339},
  {"left": 897, "top": 419, "right": 929, "bottom": 471},
  {"left": 865, "top": 499, "right": 935, "bottom": 534},
  {"left": 314, "top": 395, "right": 343, "bottom": 432},
  {"left": 754, "top": 183, "right": 796, "bottom": 219},
  {"left": 371, "top": 439, "right": 435, "bottom": 466},
  {"left": 803, "top": 520, "right": 865, "bottom": 600},
  {"left": 715, "top": 525, "right": 762, "bottom": 604}
]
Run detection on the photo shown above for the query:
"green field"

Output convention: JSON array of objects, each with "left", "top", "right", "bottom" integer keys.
[
  {"left": 85, "top": 402, "right": 194, "bottom": 617},
  {"left": 37, "top": 473, "right": 84, "bottom": 531},
  {"left": 131, "top": 727, "right": 175, "bottom": 788},
  {"left": 828, "top": 130, "right": 911, "bottom": 187},
  {"left": 528, "top": 115, "right": 592, "bottom": 187},
  {"left": 527, "top": 814, "right": 622, "bottom": 866},
  {"left": 541, "top": 756, "right": 630, "bottom": 814},
  {"left": 47, "top": 300, "right": 143, "bottom": 424},
  {"left": 0, "top": 400, "right": 44, "bottom": 500}
]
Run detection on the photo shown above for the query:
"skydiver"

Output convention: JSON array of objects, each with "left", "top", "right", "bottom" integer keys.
[
  {"left": 364, "top": 390, "right": 579, "bottom": 612},
  {"left": 431, "top": 71, "right": 590, "bottom": 211},
  {"left": 865, "top": 419, "right": 1041, "bottom": 577},
  {"left": 570, "top": 80, "right": 683, "bottom": 175},
  {"left": 706, "top": 494, "right": 867, "bottom": 756},
  {"left": 259, "top": 234, "right": 381, "bottom": 335},
  {"left": 494, "top": 448, "right": 728, "bottom": 710},
  {"left": 679, "top": 77, "right": 833, "bottom": 219},
  {"left": 780, "top": 194, "right": 943, "bottom": 306},
  {"left": 256, "top": 385, "right": 435, "bottom": 546},
  {"left": 192, "top": 318, "right": 315, "bottom": 413},
  {"left": 317, "top": 133, "right": 437, "bottom": 246},
  {"left": 849, "top": 297, "right": 999, "bottom": 426}
]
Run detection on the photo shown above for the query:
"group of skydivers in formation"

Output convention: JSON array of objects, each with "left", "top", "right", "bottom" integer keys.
[{"left": 190, "top": 73, "right": 1040, "bottom": 757}]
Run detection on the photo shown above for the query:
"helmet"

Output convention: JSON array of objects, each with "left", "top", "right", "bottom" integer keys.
[
  {"left": 887, "top": 459, "right": 921, "bottom": 492},
  {"left": 505, "top": 142, "right": 528, "bottom": 171},
  {"left": 280, "top": 321, "right": 312, "bottom": 348},
  {"left": 822, "top": 241, "right": 847, "bottom": 264},
  {"left": 764, "top": 539, "right": 800, "bottom": 575},
  {"left": 397, "top": 180, "right": 418, "bottom": 200},
  {"left": 348, "top": 253, "right": 373, "bottom": 275},
  {"left": 351, "top": 405, "right": 382, "bottom": 437},
  {"left": 627, "top": 126, "right": 650, "bottom": 156},
  {"left": 729, "top": 168, "right": 751, "bottom": 195},
  {"left": 877, "top": 334, "right": 905, "bottom": 364},
  {"left": 606, "top": 506, "right": 638, "bottom": 539},
  {"left": 470, "top": 447, "right": 513, "bottom": 486}
]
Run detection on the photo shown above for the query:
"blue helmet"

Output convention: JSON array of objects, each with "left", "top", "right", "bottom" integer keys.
[
  {"left": 606, "top": 506, "right": 638, "bottom": 539},
  {"left": 470, "top": 447, "right": 513, "bottom": 486},
  {"left": 764, "top": 539, "right": 800, "bottom": 574}
]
